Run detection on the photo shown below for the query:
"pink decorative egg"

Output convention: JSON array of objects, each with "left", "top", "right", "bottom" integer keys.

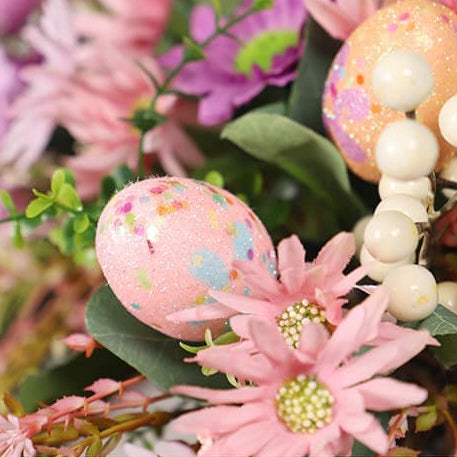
[
  {"left": 323, "top": 0, "right": 457, "bottom": 182},
  {"left": 95, "top": 177, "right": 276, "bottom": 341}
]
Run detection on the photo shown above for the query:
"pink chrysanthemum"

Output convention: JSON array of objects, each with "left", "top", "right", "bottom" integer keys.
[
  {"left": 75, "top": 0, "right": 172, "bottom": 57},
  {"left": 1, "top": 0, "right": 204, "bottom": 198},
  {"left": 170, "top": 232, "right": 366, "bottom": 347},
  {"left": 171, "top": 288, "right": 431, "bottom": 457},
  {"left": 161, "top": 0, "right": 307, "bottom": 125},
  {"left": 304, "top": 0, "right": 381, "bottom": 40}
]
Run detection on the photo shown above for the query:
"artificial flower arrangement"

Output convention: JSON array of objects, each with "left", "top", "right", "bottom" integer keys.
[{"left": 2, "top": 0, "right": 457, "bottom": 456}]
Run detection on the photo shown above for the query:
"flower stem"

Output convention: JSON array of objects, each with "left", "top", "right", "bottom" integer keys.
[
  {"left": 137, "top": 132, "right": 146, "bottom": 179},
  {"left": 441, "top": 408, "right": 457, "bottom": 457}
]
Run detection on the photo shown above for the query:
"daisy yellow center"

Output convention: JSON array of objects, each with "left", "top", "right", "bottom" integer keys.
[
  {"left": 276, "top": 376, "right": 334, "bottom": 433},
  {"left": 235, "top": 30, "right": 299, "bottom": 76},
  {"left": 276, "top": 300, "right": 327, "bottom": 349}
]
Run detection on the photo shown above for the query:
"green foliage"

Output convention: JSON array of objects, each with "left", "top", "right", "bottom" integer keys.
[
  {"left": 18, "top": 351, "right": 135, "bottom": 412},
  {"left": 288, "top": 19, "right": 341, "bottom": 133},
  {"left": 0, "top": 189, "right": 24, "bottom": 248},
  {"left": 0, "top": 189, "right": 16, "bottom": 214},
  {"left": 402, "top": 305, "right": 457, "bottom": 336},
  {"left": 183, "top": 37, "right": 206, "bottom": 62},
  {"left": 204, "top": 170, "right": 225, "bottom": 188},
  {"left": 26, "top": 168, "right": 83, "bottom": 217},
  {"left": 222, "top": 112, "right": 365, "bottom": 229},
  {"left": 253, "top": 0, "right": 273, "bottom": 10},
  {"left": 85, "top": 284, "right": 228, "bottom": 390},
  {"left": 416, "top": 405, "right": 439, "bottom": 432},
  {"left": 432, "top": 334, "right": 457, "bottom": 368}
]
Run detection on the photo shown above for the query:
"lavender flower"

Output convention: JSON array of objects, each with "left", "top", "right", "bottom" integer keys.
[{"left": 162, "top": 0, "right": 307, "bottom": 125}]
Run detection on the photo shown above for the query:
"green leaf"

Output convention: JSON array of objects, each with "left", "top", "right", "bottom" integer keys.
[
  {"left": 388, "top": 447, "right": 420, "bottom": 457},
  {"left": 444, "top": 385, "right": 457, "bottom": 406},
  {"left": 50, "top": 169, "right": 66, "bottom": 195},
  {"left": 32, "top": 188, "right": 52, "bottom": 200},
  {"left": 85, "top": 284, "right": 228, "bottom": 390},
  {"left": 204, "top": 170, "right": 225, "bottom": 188},
  {"left": 218, "top": 0, "right": 242, "bottom": 16},
  {"left": 0, "top": 190, "right": 16, "bottom": 214},
  {"left": 25, "top": 198, "right": 54, "bottom": 218},
  {"left": 86, "top": 435, "right": 103, "bottom": 457},
  {"left": 403, "top": 305, "right": 457, "bottom": 336},
  {"left": 253, "top": 0, "right": 273, "bottom": 10},
  {"left": 18, "top": 351, "right": 135, "bottom": 412},
  {"left": 56, "top": 183, "right": 82, "bottom": 211},
  {"left": 288, "top": 19, "right": 341, "bottom": 133},
  {"left": 222, "top": 112, "right": 364, "bottom": 227},
  {"left": 415, "top": 405, "right": 438, "bottom": 432},
  {"left": 111, "top": 165, "right": 136, "bottom": 190},
  {"left": 432, "top": 334, "right": 457, "bottom": 368},
  {"left": 183, "top": 36, "right": 206, "bottom": 62},
  {"left": 73, "top": 213, "right": 90, "bottom": 234},
  {"left": 100, "top": 176, "right": 117, "bottom": 203},
  {"left": 12, "top": 222, "right": 24, "bottom": 249}
]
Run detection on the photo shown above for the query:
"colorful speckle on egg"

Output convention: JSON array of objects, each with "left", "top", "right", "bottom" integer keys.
[
  {"left": 95, "top": 177, "right": 276, "bottom": 341},
  {"left": 323, "top": 0, "right": 457, "bottom": 182}
]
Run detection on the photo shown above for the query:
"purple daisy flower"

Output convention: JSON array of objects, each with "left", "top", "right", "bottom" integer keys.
[{"left": 161, "top": 0, "right": 308, "bottom": 126}]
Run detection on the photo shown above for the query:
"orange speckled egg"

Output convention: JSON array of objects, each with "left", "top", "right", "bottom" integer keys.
[{"left": 323, "top": 0, "right": 457, "bottom": 182}]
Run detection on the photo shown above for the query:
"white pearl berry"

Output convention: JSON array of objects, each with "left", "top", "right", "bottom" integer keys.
[
  {"left": 439, "top": 94, "right": 457, "bottom": 147},
  {"left": 364, "top": 211, "right": 419, "bottom": 263},
  {"left": 376, "top": 119, "right": 439, "bottom": 180},
  {"left": 378, "top": 175, "right": 431, "bottom": 205},
  {"left": 383, "top": 264, "right": 438, "bottom": 322},
  {"left": 353, "top": 215, "right": 372, "bottom": 257},
  {"left": 360, "top": 245, "right": 415, "bottom": 283},
  {"left": 374, "top": 194, "right": 428, "bottom": 223},
  {"left": 437, "top": 281, "right": 457, "bottom": 315},
  {"left": 372, "top": 50, "right": 435, "bottom": 112}
]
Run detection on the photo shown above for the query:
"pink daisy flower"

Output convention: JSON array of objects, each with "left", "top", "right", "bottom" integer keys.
[
  {"left": 171, "top": 288, "right": 431, "bottom": 457},
  {"left": 170, "top": 232, "right": 366, "bottom": 348},
  {"left": 1, "top": 0, "right": 204, "bottom": 197},
  {"left": 304, "top": 0, "right": 382, "bottom": 40},
  {"left": 75, "top": 0, "right": 173, "bottom": 57}
]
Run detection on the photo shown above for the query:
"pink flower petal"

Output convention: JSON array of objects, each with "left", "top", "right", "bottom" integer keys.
[
  {"left": 247, "top": 318, "right": 297, "bottom": 370},
  {"left": 171, "top": 404, "right": 266, "bottom": 436},
  {"left": 355, "top": 378, "right": 427, "bottom": 411},
  {"left": 201, "top": 420, "right": 275, "bottom": 457},
  {"left": 298, "top": 322, "right": 329, "bottom": 359},
  {"left": 334, "top": 344, "right": 400, "bottom": 387},
  {"left": 85, "top": 378, "right": 120, "bottom": 395},
  {"left": 167, "top": 302, "right": 235, "bottom": 322},
  {"left": 233, "top": 260, "right": 281, "bottom": 298},
  {"left": 277, "top": 235, "right": 306, "bottom": 294},
  {"left": 192, "top": 343, "right": 273, "bottom": 383},
  {"left": 171, "top": 385, "right": 268, "bottom": 405},
  {"left": 339, "top": 412, "right": 389, "bottom": 455},
  {"left": 210, "top": 290, "right": 278, "bottom": 318},
  {"left": 313, "top": 232, "right": 355, "bottom": 276},
  {"left": 317, "top": 288, "right": 388, "bottom": 375}
]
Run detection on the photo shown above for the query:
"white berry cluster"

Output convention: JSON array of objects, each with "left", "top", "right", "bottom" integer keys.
[{"left": 356, "top": 50, "right": 457, "bottom": 321}]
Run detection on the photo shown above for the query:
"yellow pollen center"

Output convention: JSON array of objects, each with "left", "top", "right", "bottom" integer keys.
[
  {"left": 276, "top": 375, "right": 334, "bottom": 433},
  {"left": 276, "top": 300, "right": 327, "bottom": 349}
]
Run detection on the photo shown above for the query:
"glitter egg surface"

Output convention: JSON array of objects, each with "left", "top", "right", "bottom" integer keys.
[
  {"left": 96, "top": 177, "right": 276, "bottom": 341},
  {"left": 323, "top": 0, "right": 457, "bottom": 182}
]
